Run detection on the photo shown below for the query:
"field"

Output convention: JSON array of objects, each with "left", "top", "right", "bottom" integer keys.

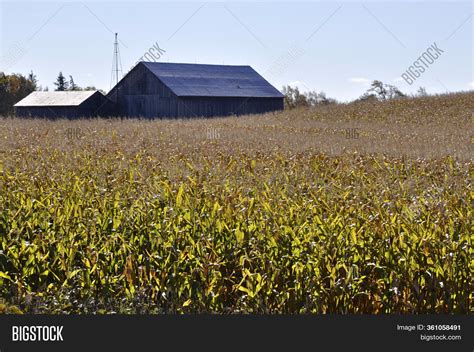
[{"left": 0, "top": 92, "right": 472, "bottom": 313}]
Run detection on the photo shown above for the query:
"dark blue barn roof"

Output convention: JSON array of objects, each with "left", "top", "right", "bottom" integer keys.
[{"left": 140, "top": 62, "right": 283, "bottom": 98}]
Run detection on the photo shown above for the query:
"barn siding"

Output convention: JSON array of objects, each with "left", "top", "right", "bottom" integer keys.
[
  {"left": 176, "top": 97, "right": 283, "bottom": 118},
  {"left": 16, "top": 106, "right": 96, "bottom": 119},
  {"left": 114, "top": 95, "right": 283, "bottom": 119},
  {"left": 108, "top": 64, "right": 178, "bottom": 118}
]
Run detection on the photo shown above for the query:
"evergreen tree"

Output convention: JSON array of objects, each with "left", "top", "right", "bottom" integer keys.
[
  {"left": 54, "top": 72, "right": 68, "bottom": 91},
  {"left": 27, "top": 70, "right": 38, "bottom": 90}
]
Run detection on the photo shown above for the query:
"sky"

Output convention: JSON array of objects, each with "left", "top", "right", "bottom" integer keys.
[{"left": 0, "top": 1, "right": 472, "bottom": 101}]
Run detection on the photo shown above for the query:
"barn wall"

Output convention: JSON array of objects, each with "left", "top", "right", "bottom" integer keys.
[
  {"left": 15, "top": 106, "right": 98, "bottom": 119},
  {"left": 176, "top": 97, "right": 284, "bottom": 118},
  {"left": 115, "top": 96, "right": 283, "bottom": 118},
  {"left": 107, "top": 64, "right": 177, "bottom": 118}
]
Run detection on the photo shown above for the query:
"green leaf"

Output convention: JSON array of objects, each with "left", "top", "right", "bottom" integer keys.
[
  {"left": 350, "top": 229, "right": 357, "bottom": 244},
  {"left": 176, "top": 184, "right": 184, "bottom": 206},
  {"left": 0, "top": 272, "right": 12, "bottom": 281},
  {"left": 235, "top": 228, "right": 244, "bottom": 243}
]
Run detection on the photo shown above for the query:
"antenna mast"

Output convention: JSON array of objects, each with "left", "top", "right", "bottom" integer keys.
[{"left": 110, "top": 33, "right": 123, "bottom": 89}]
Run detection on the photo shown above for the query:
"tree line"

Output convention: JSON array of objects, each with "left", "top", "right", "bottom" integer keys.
[
  {"left": 0, "top": 71, "right": 37, "bottom": 115},
  {"left": 282, "top": 80, "right": 429, "bottom": 109}
]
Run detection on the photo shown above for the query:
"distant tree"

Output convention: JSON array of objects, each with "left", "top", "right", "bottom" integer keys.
[
  {"left": 386, "top": 84, "right": 406, "bottom": 99},
  {"left": 282, "top": 86, "right": 337, "bottom": 109},
  {"left": 367, "top": 80, "right": 388, "bottom": 101},
  {"left": 282, "top": 85, "right": 308, "bottom": 109},
  {"left": 54, "top": 72, "right": 69, "bottom": 91},
  {"left": 68, "top": 75, "right": 81, "bottom": 91},
  {"left": 359, "top": 80, "right": 406, "bottom": 101},
  {"left": 417, "top": 87, "right": 428, "bottom": 97},
  {"left": 27, "top": 70, "right": 38, "bottom": 90},
  {"left": 84, "top": 86, "right": 105, "bottom": 95},
  {"left": 0, "top": 71, "right": 36, "bottom": 115},
  {"left": 357, "top": 93, "right": 378, "bottom": 102},
  {"left": 306, "top": 90, "right": 337, "bottom": 106}
]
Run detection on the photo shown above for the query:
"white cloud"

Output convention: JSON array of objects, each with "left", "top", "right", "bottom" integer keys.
[
  {"left": 393, "top": 77, "right": 404, "bottom": 83},
  {"left": 349, "top": 77, "right": 371, "bottom": 85},
  {"left": 468, "top": 82, "right": 474, "bottom": 88}
]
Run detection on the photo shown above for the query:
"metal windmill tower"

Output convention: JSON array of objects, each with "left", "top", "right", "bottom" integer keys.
[{"left": 110, "top": 33, "right": 123, "bottom": 90}]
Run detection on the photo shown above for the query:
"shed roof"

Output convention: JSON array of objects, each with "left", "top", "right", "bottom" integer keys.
[
  {"left": 14, "top": 91, "right": 99, "bottom": 107},
  {"left": 140, "top": 62, "right": 284, "bottom": 98}
]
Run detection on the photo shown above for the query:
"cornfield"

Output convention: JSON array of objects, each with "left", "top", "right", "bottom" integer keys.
[{"left": 0, "top": 92, "right": 472, "bottom": 313}]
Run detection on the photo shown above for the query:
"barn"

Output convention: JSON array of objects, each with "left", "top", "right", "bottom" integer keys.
[
  {"left": 14, "top": 91, "right": 110, "bottom": 118},
  {"left": 107, "top": 62, "right": 284, "bottom": 118}
]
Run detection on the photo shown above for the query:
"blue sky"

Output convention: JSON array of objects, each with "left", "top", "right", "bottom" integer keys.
[{"left": 0, "top": 1, "right": 472, "bottom": 101}]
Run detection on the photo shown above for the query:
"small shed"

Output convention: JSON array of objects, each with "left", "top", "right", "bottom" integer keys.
[
  {"left": 107, "top": 62, "right": 284, "bottom": 118},
  {"left": 14, "top": 91, "right": 110, "bottom": 118}
]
